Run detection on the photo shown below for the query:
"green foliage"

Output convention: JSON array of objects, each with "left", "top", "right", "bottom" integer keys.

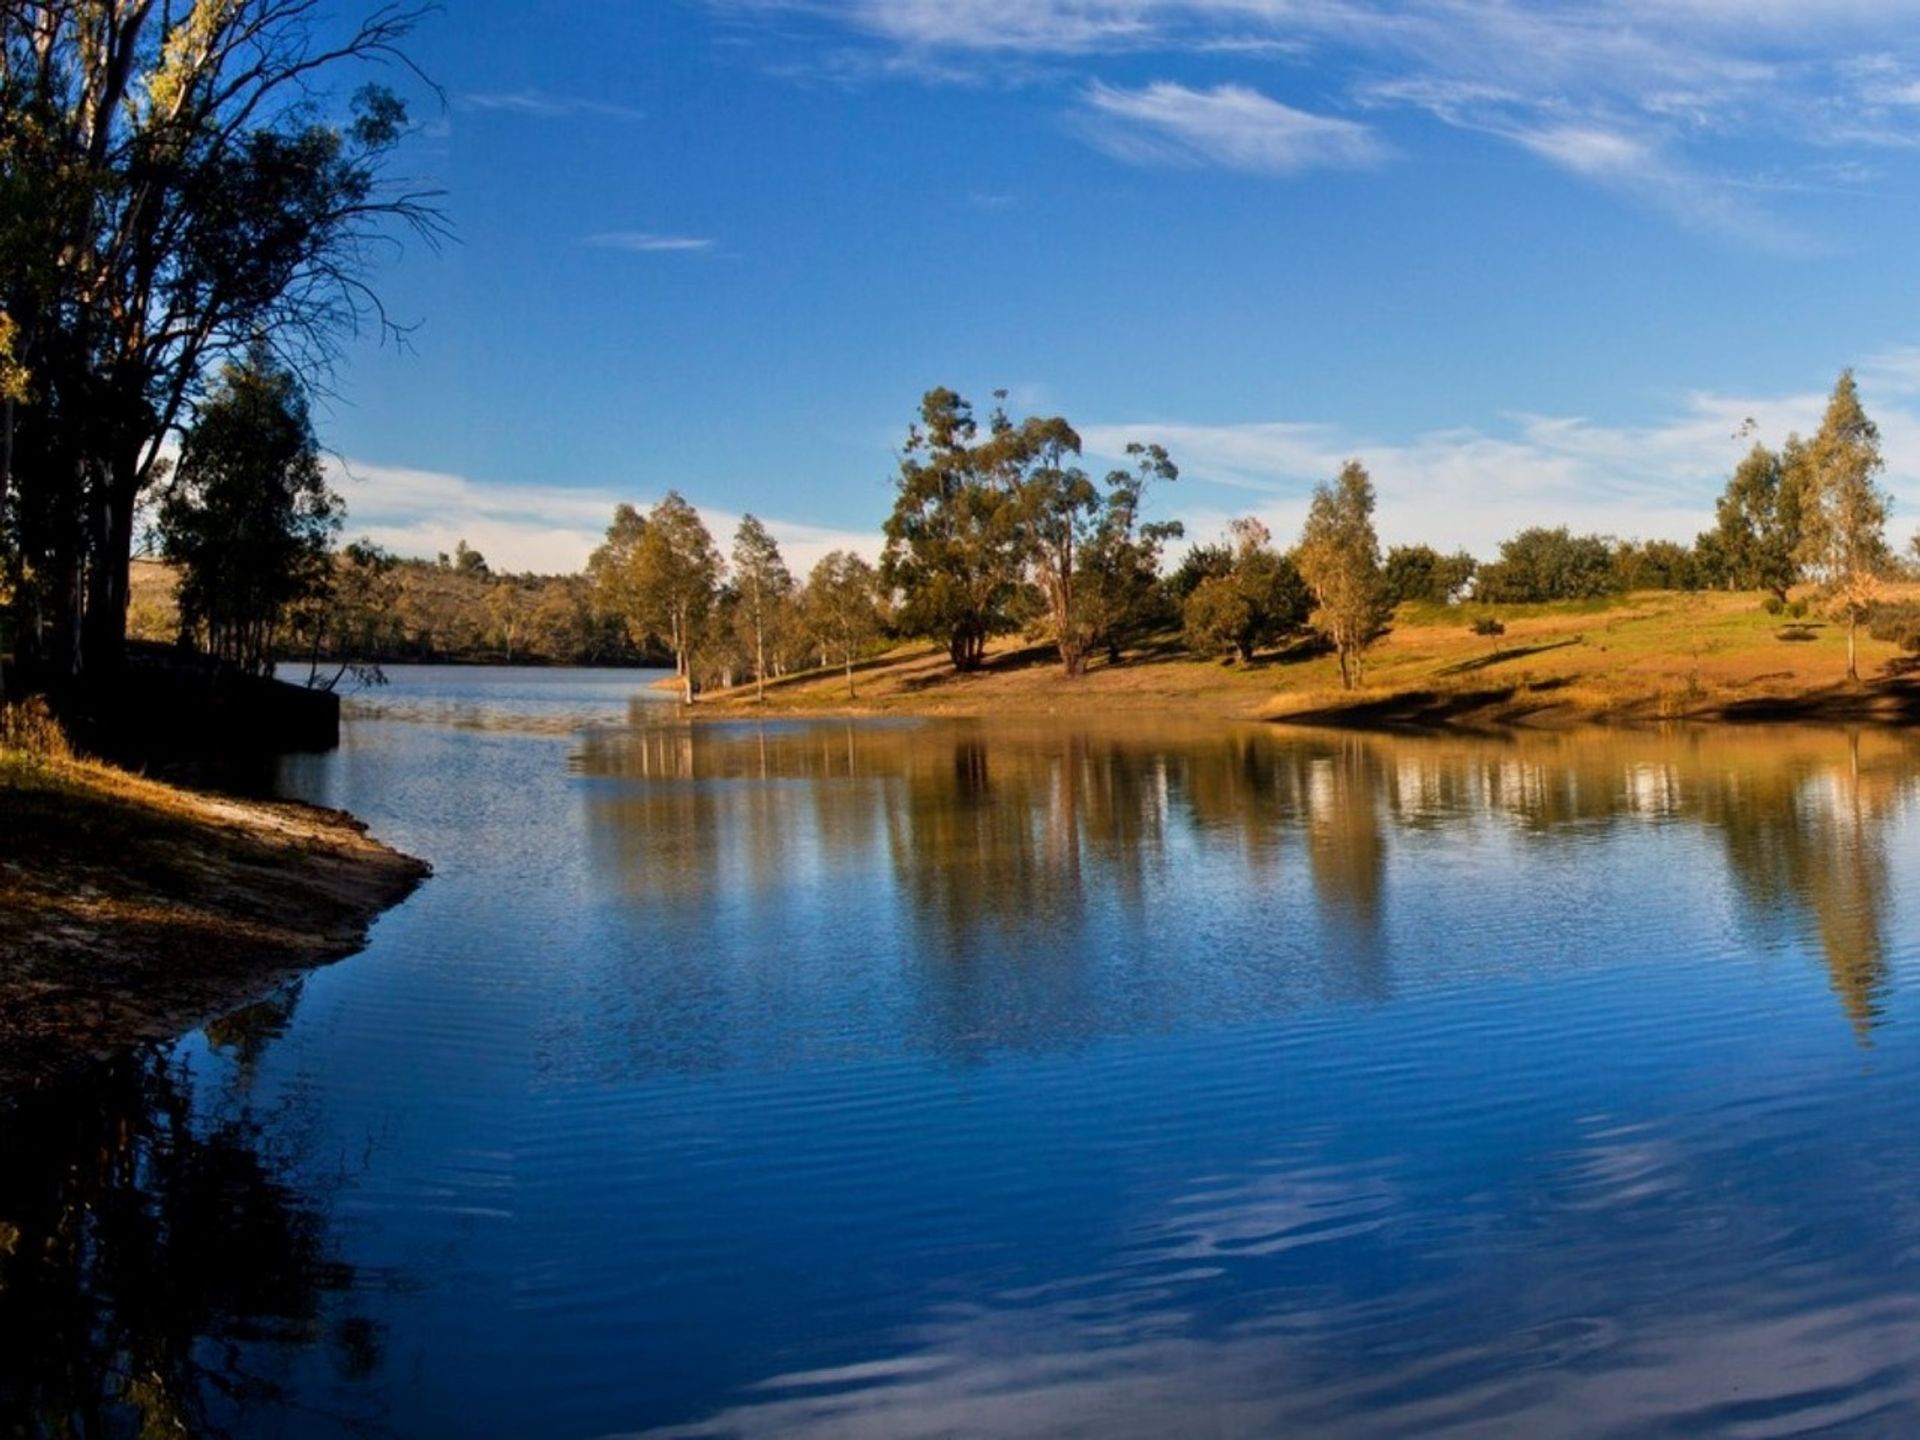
[
  {"left": 881, "top": 388, "right": 1029, "bottom": 672},
  {"left": 1866, "top": 602, "right": 1920, "bottom": 654},
  {"left": 0, "top": 1, "right": 439, "bottom": 678},
  {"left": 1694, "top": 441, "right": 1805, "bottom": 600},
  {"left": 1611, "top": 538, "right": 1700, "bottom": 593},
  {"left": 1475, "top": 527, "right": 1619, "bottom": 603},
  {"left": 1178, "top": 518, "right": 1310, "bottom": 663},
  {"left": 1073, "top": 443, "right": 1183, "bottom": 668},
  {"left": 731, "top": 515, "right": 794, "bottom": 701},
  {"left": 157, "top": 357, "right": 339, "bottom": 675},
  {"left": 1297, "top": 462, "right": 1393, "bottom": 689},
  {"left": 451, "top": 540, "right": 490, "bottom": 578},
  {"left": 806, "top": 550, "right": 884, "bottom": 697},
  {"left": 1383, "top": 544, "right": 1477, "bottom": 606},
  {"left": 1182, "top": 575, "right": 1255, "bottom": 663},
  {"left": 1169, "top": 542, "right": 1233, "bottom": 601}
]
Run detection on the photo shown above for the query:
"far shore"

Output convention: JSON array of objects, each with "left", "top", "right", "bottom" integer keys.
[
  {"left": 0, "top": 744, "right": 428, "bottom": 1094},
  {"left": 687, "top": 589, "right": 1920, "bottom": 731}
]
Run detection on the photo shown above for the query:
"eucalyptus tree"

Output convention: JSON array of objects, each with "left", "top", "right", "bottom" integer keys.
[
  {"left": 806, "top": 550, "right": 882, "bottom": 698},
  {"left": 1796, "top": 371, "right": 1891, "bottom": 682},
  {"left": 730, "top": 514, "right": 792, "bottom": 702},
  {"left": 0, "top": 0, "right": 441, "bottom": 679},
  {"left": 1079, "top": 442, "right": 1183, "bottom": 664},
  {"left": 633, "top": 492, "right": 723, "bottom": 703},
  {"left": 587, "top": 502, "right": 649, "bottom": 640},
  {"left": 1009, "top": 411, "right": 1100, "bottom": 673},
  {"left": 1297, "top": 462, "right": 1392, "bottom": 689},
  {"left": 881, "top": 388, "right": 1028, "bottom": 672},
  {"left": 156, "top": 353, "right": 338, "bottom": 674}
]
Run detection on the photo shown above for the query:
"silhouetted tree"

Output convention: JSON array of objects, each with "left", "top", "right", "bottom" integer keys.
[{"left": 157, "top": 355, "right": 338, "bottom": 674}]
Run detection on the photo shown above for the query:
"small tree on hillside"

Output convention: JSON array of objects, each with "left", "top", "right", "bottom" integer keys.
[
  {"left": 1178, "top": 519, "right": 1309, "bottom": 663},
  {"left": 1796, "top": 371, "right": 1891, "bottom": 682},
  {"left": 1474, "top": 527, "right": 1619, "bottom": 603},
  {"left": 806, "top": 551, "right": 882, "bottom": 698},
  {"left": 1382, "top": 544, "right": 1477, "bottom": 606},
  {"left": 731, "top": 515, "right": 794, "bottom": 702},
  {"left": 1080, "top": 443, "right": 1183, "bottom": 664},
  {"left": 1297, "top": 461, "right": 1392, "bottom": 689},
  {"left": 157, "top": 355, "right": 339, "bottom": 675}
]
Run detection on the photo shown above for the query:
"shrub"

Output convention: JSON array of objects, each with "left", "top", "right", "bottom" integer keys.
[
  {"left": 0, "top": 698, "right": 72, "bottom": 759},
  {"left": 1867, "top": 602, "right": 1920, "bottom": 653},
  {"left": 1474, "top": 527, "right": 1620, "bottom": 603}
]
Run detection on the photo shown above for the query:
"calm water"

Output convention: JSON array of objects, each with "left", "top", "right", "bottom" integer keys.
[{"left": 7, "top": 666, "right": 1920, "bottom": 1437}]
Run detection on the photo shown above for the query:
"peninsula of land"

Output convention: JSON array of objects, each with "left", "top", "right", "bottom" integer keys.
[{"left": 0, "top": 738, "right": 427, "bottom": 1092}]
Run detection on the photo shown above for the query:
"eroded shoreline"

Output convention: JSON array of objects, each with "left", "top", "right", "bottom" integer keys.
[{"left": 0, "top": 753, "right": 428, "bottom": 1093}]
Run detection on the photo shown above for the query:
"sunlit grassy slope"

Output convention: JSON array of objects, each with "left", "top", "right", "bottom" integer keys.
[{"left": 705, "top": 588, "right": 1920, "bottom": 726}]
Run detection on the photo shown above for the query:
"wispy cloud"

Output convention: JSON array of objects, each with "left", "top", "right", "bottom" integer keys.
[
  {"left": 1081, "top": 365, "right": 1920, "bottom": 557},
  {"left": 729, "top": 0, "right": 1920, "bottom": 243},
  {"left": 460, "top": 90, "right": 647, "bottom": 122},
  {"left": 1080, "top": 81, "right": 1387, "bottom": 174},
  {"left": 326, "top": 459, "right": 876, "bottom": 576},
  {"left": 584, "top": 232, "right": 717, "bottom": 253}
]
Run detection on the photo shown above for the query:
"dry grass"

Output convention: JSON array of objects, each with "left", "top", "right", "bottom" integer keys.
[
  {"left": 0, "top": 740, "right": 427, "bottom": 1092},
  {"left": 698, "top": 588, "right": 1920, "bottom": 728}
]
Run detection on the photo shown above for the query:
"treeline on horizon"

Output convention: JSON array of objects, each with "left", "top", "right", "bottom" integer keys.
[
  {"left": 274, "top": 369, "right": 1908, "bottom": 697},
  {"left": 118, "top": 367, "right": 1920, "bottom": 698}
]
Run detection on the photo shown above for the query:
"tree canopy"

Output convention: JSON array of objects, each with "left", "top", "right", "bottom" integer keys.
[{"left": 0, "top": 0, "right": 439, "bottom": 681}]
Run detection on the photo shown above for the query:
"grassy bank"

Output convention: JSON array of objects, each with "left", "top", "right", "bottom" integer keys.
[
  {"left": 0, "top": 719, "right": 427, "bottom": 1091},
  {"left": 697, "top": 589, "right": 1920, "bottom": 728}
]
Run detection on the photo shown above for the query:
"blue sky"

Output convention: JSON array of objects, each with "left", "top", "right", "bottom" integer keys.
[{"left": 322, "top": 0, "right": 1920, "bottom": 573}]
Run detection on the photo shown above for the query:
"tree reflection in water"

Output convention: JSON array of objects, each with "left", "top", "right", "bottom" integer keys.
[
  {"left": 0, "top": 990, "right": 381, "bottom": 1438},
  {"left": 579, "top": 717, "right": 1916, "bottom": 1047}
]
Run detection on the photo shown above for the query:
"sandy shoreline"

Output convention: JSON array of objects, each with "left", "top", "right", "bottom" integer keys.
[{"left": 0, "top": 753, "right": 428, "bottom": 1094}]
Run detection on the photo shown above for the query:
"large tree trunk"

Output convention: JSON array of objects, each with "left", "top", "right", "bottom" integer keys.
[{"left": 80, "top": 442, "right": 142, "bottom": 676}]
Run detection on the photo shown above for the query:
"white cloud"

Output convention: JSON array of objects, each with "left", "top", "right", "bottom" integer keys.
[
  {"left": 584, "top": 232, "right": 717, "bottom": 253},
  {"left": 460, "top": 90, "right": 647, "bottom": 122},
  {"left": 1080, "top": 80, "right": 1387, "bottom": 173},
  {"left": 733, "top": 0, "right": 1920, "bottom": 242},
  {"left": 1082, "top": 365, "right": 1920, "bottom": 558},
  {"left": 324, "top": 459, "right": 878, "bottom": 577}
]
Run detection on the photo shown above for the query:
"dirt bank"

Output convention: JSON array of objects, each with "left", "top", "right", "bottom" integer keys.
[{"left": 0, "top": 748, "right": 428, "bottom": 1092}]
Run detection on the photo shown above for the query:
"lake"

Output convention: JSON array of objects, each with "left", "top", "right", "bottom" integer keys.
[{"left": 6, "top": 665, "right": 1920, "bottom": 1437}]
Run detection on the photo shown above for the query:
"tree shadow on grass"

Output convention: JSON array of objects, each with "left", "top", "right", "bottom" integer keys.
[{"left": 1435, "top": 636, "right": 1583, "bottom": 677}]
